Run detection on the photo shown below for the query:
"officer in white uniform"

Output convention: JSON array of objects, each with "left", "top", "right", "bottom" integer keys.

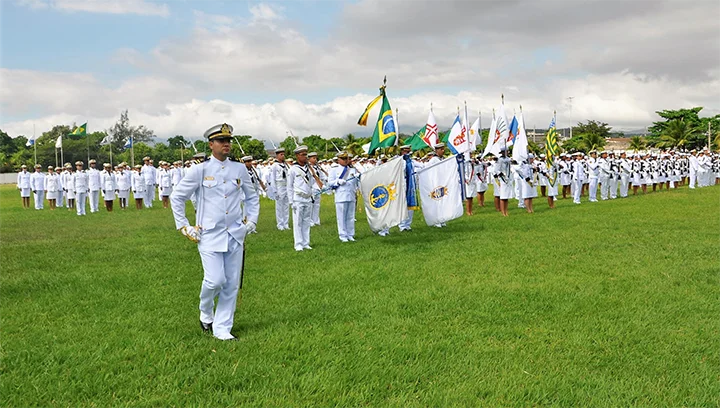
[
  {"left": 170, "top": 123, "right": 259, "bottom": 341},
  {"left": 141, "top": 156, "right": 156, "bottom": 207},
  {"left": 268, "top": 148, "right": 290, "bottom": 230},
  {"left": 287, "top": 145, "right": 320, "bottom": 251},
  {"left": 45, "top": 166, "right": 60, "bottom": 210},
  {"left": 17, "top": 164, "right": 31, "bottom": 209},
  {"left": 598, "top": 151, "right": 612, "bottom": 200},
  {"left": 87, "top": 159, "right": 101, "bottom": 212},
  {"left": 30, "top": 164, "right": 46, "bottom": 210},
  {"left": 328, "top": 151, "right": 358, "bottom": 242},
  {"left": 74, "top": 161, "right": 89, "bottom": 215},
  {"left": 132, "top": 164, "right": 145, "bottom": 210},
  {"left": 116, "top": 163, "right": 131, "bottom": 209},
  {"left": 101, "top": 163, "right": 117, "bottom": 211},
  {"left": 571, "top": 152, "right": 584, "bottom": 204},
  {"left": 496, "top": 147, "right": 513, "bottom": 216},
  {"left": 587, "top": 150, "right": 600, "bottom": 202}
]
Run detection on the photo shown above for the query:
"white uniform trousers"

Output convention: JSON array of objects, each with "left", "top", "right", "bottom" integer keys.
[
  {"left": 33, "top": 190, "right": 45, "bottom": 209},
  {"left": 609, "top": 178, "right": 618, "bottom": 199},
  {"left": 599, "top": 178, "right": 609, "bottom": 200},
  {"left": 311, "top": 199, "right": 321, "bottom": 226},
  {"left": 89, "top": 189, "right": 100, "bottom": 212},
  {"left": 335, "top": 201, "right": 356, "bottom": 240},
  {"left": 588, "top": 178, "right": 599, "bottom": 202},
  {"left": 399, "top": 209, "right": 414, "bottom": 231},
  {"left": 198, "top": 237, "right": 244, "bottom": 340},
  {"left": 619, "top": 176, "right": 630, "bottom": 197},
  {"left": 688, "top": 172, "right": 697, "bottom": 189},
  {"left": 572, "top": 179, "right": 582, "bottom": 204},
  {"left": 144, "top": 184, "right": 154, "bottom": 207},
  {"left": 274, "top": 194, "right": 290, "bottom": 230},
  {"left": 76, "top": 191, "right": 87, "bottom": 215},
  {"left": 292, "top": 202, "right": 312, "bottom": 250},
  {"left": 56, "top": 189, "right": 64, "bottom": 207}
]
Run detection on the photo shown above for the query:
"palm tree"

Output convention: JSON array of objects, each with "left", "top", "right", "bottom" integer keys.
[
  {"left": 628, "top": 136, "right": 645, "bottom": 152},
  {"left": 578, "top": 132, "right": 606, "bottom": 152},
  {"left": 658, "top": 119, "right": 695, "bottom": 149}
]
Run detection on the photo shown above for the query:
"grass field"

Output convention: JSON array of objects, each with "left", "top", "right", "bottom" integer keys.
[{"left": 1, "top": 183, "right": 718, "bottom": 407}]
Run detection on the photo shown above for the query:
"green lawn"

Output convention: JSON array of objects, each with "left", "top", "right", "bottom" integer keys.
[{"left": 1, "top": 183, "right": 718, "bottom": 407}]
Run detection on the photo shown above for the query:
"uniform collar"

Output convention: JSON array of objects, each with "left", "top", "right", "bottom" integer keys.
[{"left": 210, "top": 155, "right": 229, "bottom": 165}]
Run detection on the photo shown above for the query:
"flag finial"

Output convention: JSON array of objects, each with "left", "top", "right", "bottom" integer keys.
[
  {"left": 520, "top": 105, "right": 523, "bottom": 112},
  {"left": 501, "top": 94, "right": 504, "bottom": 104}
]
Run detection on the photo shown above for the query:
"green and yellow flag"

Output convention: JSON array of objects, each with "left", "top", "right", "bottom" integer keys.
[
  {"left": 70, "top": 122, "right": 87, "bottom": 136},
  {"left": 545, "top": 113, "right": 559, "bottom": 184},
  {"left": 367, "top": 93, "right": 397, "bottom": 154}
]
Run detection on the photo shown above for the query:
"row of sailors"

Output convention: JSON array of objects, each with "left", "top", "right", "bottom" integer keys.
[
  {"left": 470, "top": 148, "right": 719, "bottom": 215},
  {"left": 16, "top": 159, "right": 188, "bottom": 213}
]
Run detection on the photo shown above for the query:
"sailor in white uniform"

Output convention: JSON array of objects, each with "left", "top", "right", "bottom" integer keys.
[
  {"left": 268, "top": 148, "right": 290, "bottom": 230},
  {"left": 74, "top": 161, "right": 89, "bottom": 215},
  {"left": 87, "top": 159, "right": 101, "bottom": 212},
  {"left": 170, "top": 123, "right": 260, "bottom": 341},
  {"left": 287, "top": 146, "right": 323, "bottom": 251},
  {"left": 17, "top": 164, "right": 31, "bottom": 209},
  {"left": 30, "top": 164, "right": 45, "bottom": 210},
  {"left": 100, "top": 163, "right": 117, "bottom": 211}
]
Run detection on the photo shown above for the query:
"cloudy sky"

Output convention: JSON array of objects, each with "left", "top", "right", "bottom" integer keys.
[{"left": 1, "top": 0, "right": 719, "bottom": 142}]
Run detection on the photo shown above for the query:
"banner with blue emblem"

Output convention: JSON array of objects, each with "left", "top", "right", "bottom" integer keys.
[
  {"left": 416, "top": 156, "right": 464, "bottom": 226},
  {"left": 359, "top": 156, "right": 407, "bottom": 232}
]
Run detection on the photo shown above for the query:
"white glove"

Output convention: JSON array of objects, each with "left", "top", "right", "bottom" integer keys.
[
  {"left": 245, "top": 221, "right": 257, "bottom": 234},
  {"left": 180, "top": 225, "right": 201, "bottom": 243},
  {"left": 337, "top": 179, "right": 347, "bottom": 186}
]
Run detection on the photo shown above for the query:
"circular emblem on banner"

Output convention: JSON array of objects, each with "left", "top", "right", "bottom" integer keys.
[
  {"left": 370, "top": 185, "right": 390, "bottom": 209},
  {"left": 430, "top": 186, "right": 448, "bottom": 200}
]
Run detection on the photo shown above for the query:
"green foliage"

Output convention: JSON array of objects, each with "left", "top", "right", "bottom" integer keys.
[
  {"left": 647, "top": 107, "right": 720, "bottom": 149},
  {"left": 1, "top": 184, "right": 719, "bottom": 406},
  {"left": 629, "top": 136, "right": 646, "bottom": 152},
  {"left": 572, "top": 120, "right": 612, "bottom": 139}
]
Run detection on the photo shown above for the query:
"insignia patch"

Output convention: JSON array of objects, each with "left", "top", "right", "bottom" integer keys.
[
  {"left": 369, "top": 183, "right": 396, "bottom": 209},
  {"left": 204, "top": 176, "right": 215, "bottom": 181},
  {"left": 430, "top": 186, "right": 448, "bottom": 200}
]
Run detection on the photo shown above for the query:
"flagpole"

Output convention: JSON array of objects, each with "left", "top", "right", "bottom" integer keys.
[
  {"left": 131, "top": 141, "right": 135, "bottom": 167},
  {"left": 55, "top": 146, "right": 58, "bottom": 168},
  {"left": 33, "top": 124, "right": 37, "bottom": 165},
  {"left": 109, "top": 141, "right": 113, "bottom": 167},
  {"left": 86, "top": 122, "right": 90, "bottom": 164},
  {"left": 395, "top": 107, "right": 399, "bottom": 147}
]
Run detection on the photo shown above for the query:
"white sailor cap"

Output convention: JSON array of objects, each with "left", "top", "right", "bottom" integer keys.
[
  {"left": 527, "top": 153, "right": 535, "bottom": 159},
  {"left": 600, "top": 151, "right": 608, "bottom": 155},
  {"left": 589, "top": 150, "right": 598, "bottom": 154},
  {"left": 204, "top": 123, "right": 233, "bottom": 141},
  {"left": 308, "top": 152, "right": 318, "bottom": 157},
  {"left": 400, "top": 144, "right": 411, "bottom": 150},
  {"left": 241, "top": 155, "right": 253, "bottom": 162},
  {"left": 433, "top": 143, "right": 445, "bottom": 149},
  {"left": 275, "top": 148, "right": 285, "bottom": 154},
  {"left": 572, "top": 151, "right": 583, "bottom": 156},
  {"left": 21, "top": 164, "right": 27, "bottom": 168},
  {"left": 293, "top": 145, "right": 308, "bottom": 154}
]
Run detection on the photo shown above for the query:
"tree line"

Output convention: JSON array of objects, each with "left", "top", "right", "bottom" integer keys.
[{"left": 1, "top": 107, "right": 718, "bottom": 172}]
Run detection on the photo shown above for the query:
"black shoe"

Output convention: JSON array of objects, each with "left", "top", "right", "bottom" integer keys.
[{"left": 200, "top": 321, "right": 212, "bottom": 333}]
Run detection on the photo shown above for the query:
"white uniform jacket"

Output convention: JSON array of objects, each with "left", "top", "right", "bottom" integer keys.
[
  {"left": 328, "top": 165, "right": 358, "bottom": 203},
  {"left": 171, "top": 156, "right": 260, "bottom": 253}
]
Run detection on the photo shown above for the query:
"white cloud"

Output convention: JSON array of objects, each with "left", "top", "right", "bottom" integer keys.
[
  {"left": 2, "top": 69, "right": 718, "bottom": 141},
  {"left": 249, "top": 3, "right": 283, "bottom": 22},
  {"left": 17, "top": 0, "right": 170, "bottom": 16}
]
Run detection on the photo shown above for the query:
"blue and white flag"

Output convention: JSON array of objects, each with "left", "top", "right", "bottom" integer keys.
[
  {"left": 26, "top": 135, "right": 35, "bottom": 147},
  {"left": 446, "top": 114, "right": 469, "bottom": 155},
  {"left": 416, "top": 156, "right": 463, "bottom": 226},
  {"left": 359, "top": 156, "right": 407, "bottom": 232},
  {"left": 123, "top": 137, "right": 133, "bottom": 149}
]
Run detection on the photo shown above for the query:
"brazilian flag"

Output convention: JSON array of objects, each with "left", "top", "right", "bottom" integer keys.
[
  {"left": 70, "top": 122, "right": 87, "bottom": 136},
  {"left": 367, "top": 94, "right": 396, "bottom": 154}
]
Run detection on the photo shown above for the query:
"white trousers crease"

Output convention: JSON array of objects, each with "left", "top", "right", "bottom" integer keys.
[
  {"left": 275, "top": 194, "right": 290, "bottom": 229},
  {"left": 89, "top": 189, "right": 100, "bottom": 212},
  {"left": 292, "top": 202, "right": 312, "bottom": 249},
  {"left": 75, "top": 191, "right": 87, "bottom": 215},
  {"left": 34, "top": 190, "right": 44, "bottom": 209},
  {"left": 335, "top": 201, "right": 355, "bottom": 240},
  {"left": 198, "top": 237, "right": 244, "bottom": 339}
]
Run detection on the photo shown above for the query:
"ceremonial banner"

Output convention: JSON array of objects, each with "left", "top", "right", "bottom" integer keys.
[
  {"left": 423, "top": 110, "right": 439, "bottom": 147},
  {"left": 512, "top": 110, "right": 528, "bottom": 163},
  {"left": 403, "top": 126, "right": 430, "bottom": 152},
  {"left": 545, "top": 114, "right": 559, "bottom": 184},
  {"left": 446, "top": 115, "right": 469, "bottom": 155},
  {"left": 70, "top": 122, "right": 87, "bottom": 136},
  {"left": 359, "top": 156, "right": 407, "bottom": 232},
  {"left": 417, "top": 156, "right": 463, "bottom": 226},
  {"left": 55, "top": 136, "right": 62, "bottom": 149}
]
